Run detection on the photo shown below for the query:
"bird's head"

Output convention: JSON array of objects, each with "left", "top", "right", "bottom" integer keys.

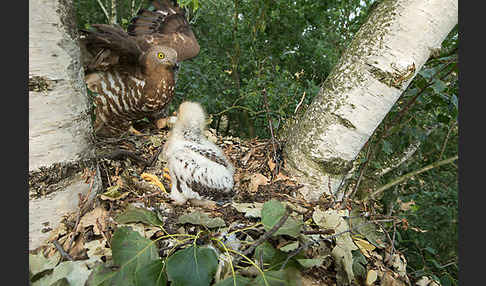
[
  {"left": 173, "top": 101, "right": 206, "bottom": 134},
  {"left": 141, "top": 46, "right": 178, "bottom": 72}
]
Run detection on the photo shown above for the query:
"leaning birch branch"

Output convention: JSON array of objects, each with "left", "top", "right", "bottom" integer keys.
[
  {"left": 371, "top": 155, "right": 458, "bottom": 198},
  {"left": 375, "top": 126, "right": 437, "bottom": 177},
  {"left": 96, "top": 0, "right": 111, "bottom": 24}
]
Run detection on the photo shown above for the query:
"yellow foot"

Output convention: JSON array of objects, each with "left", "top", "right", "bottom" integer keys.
[
  {"left": 141, "top": 173, "right": 167, "bottom": 193},
  {"left": 161, "top": 167, "right": 172, "bottom": 188}
]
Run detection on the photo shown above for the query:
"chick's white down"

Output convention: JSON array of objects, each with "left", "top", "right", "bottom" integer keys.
[{"left": 163, "top": 101, "right": 235, "bottom": 205}]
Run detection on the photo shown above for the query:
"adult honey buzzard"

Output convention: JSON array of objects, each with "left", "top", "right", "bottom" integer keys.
[{"left": 81, "top": 0, "right": 200, "bottom": 137}]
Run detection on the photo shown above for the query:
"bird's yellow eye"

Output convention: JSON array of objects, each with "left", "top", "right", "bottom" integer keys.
[{"left": 157, "top": 52, "right": 165, "bottom": 59}]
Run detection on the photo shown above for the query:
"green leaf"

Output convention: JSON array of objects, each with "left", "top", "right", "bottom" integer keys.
[
  {"left": 177, "top": 211, "right": 226, "bottom": 228},
  {"left": 115, "top": 206, "right": 164, "bottom": 227},
  {"left": 437, "top": 113, "right": 450, "bottom": 124},
  {"left": 49, "top": 278, "right": 70, "bottom": 286},
  {"left": 86, "top": 227, "right": 160, "bottom": 286},
  {"left": 254, "top": 242, "right": 301, "bottom": 270},
  {"left": 418, "top": 67, "right": 435, "bottom": 80},
  {"left": 261, "top": 200, "right": 302, "bottom": 238},
  {"left": 382, "top": 140, "right": 393, "bottom": 155},
  {"left": 214, "top": 275, "right": 252, "bottom": 286},
  {"left": 166, "top": 246, "right": 218, "bottom": 286},
  {"left": 255, "top": 242, "right": 287, "bottom": 267},
  {"left": 424, "top": 246, "right": 437, "bottom": 255},
  {"left": 135, "top": 259, "right": 167, "bottom": 286},
  {"left": 252, "top": 268, "right": 302, "bottom": 286},
  {"left": 32, "top": 261, "right": 92, "bottom": 286},
  {"left": 85, "top": 263, "right": 114, "bottom": 286},
  {"left": 431, "top": 80, "right": 447, "bottom": 94},
  {"left": 450, "top": 94, "right": 458, "bottom": 109},
  {"left": 29, "top": 251, "right": 61, "bottom": 277},
  {"left": 279, "top": 241, "right": 299, "bottom": 252},
  {"left": 296, "top": 258, "right": 325, "bottom": 268},
  {"left": 351, "top": 249, "right": 367, "bottom": 279}
]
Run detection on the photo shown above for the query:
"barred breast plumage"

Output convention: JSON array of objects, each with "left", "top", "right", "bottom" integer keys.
[{"left": 81, "top": 0, "right": 199, "bottom": 137}]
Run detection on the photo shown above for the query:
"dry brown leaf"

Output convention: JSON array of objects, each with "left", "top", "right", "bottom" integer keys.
[
  {"left": 268, "top": 158, "right": 276, "bottom": 172},
  {"left": 249, "top": 173, "right": 269, "bottom": 193},
  {"left": 399, "top": 200, "right": 415, "bottom": 211},
  {"left": 380, "top": 271, "right": 406, "bottom": 286},
  {"left": 79, "top": 206, "right": 109, "bottom": 235},
  {"left": 155, "top": 116, "right": 177, "bottom": 129},
  {"left": 241, "top": 149, "right": 254, "bottom": 165},
  {"left": 274, "top": 172, "right": 292, "bottom": 182}
]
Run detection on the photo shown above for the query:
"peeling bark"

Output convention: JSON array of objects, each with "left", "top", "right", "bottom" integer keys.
[
  {"left": 29, "top": 0, "right": 100, "bottom": 250},
  {"left": 282, "top": 0, "right": 458, "bottom": 202}
]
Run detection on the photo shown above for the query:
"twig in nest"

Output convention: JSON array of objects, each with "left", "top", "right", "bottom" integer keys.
[
  {"left": 100, "top": 149, "right": 150, "bottom": 166},
  {"left": 52, "top": 240, "right": 73, "bottom": 261},
  {"left": 302, "top": 229, "right": 334, "bottom": 235},
  {"left": 280, "top": 221, "right": 372, "bottom": 270},
  {"left": 141, "top": 146, "right": 164, "bottom": 173},
  {"left": 96, "top": 218, "right": 111, "bottom": 248},
  {"left": 67, "top": 174, "right": 95, "bottom": 252},
  {"left": 262, "top": 88, "right": 280, "bottom": 178},
  {"left": 232, "top": 207, "right": 291, "bottom": 267},
  {"left": 242, "top": 206, "right": 291, "bottom": 257}
]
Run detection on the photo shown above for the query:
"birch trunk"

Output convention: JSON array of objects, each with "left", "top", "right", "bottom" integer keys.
[
  {"left": 110, "top": 0, "right": 118, "bottom": 24},
  {"left": 282, "top": 0, "right": 458, "bottom": 202},
  {"left": 29, "top": 0, "right": 100, "bottom": 250}
]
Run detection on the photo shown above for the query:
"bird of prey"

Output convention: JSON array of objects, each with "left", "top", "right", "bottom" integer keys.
[
  {"left": 81, "top": 0, "right": 200, "bottom": 137},
  {"left": 163, "top": 101, "right": 235, "bottom": 206}
]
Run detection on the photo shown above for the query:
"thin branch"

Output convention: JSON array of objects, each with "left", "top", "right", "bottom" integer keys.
[
  {"left": 375, "top": 126, "right": 437, "bottom": 177},
  {"left": 371, "top": 155, "right": 458, "bottom": 198},
  {"left": 67, "top": 173, "right": 95, "bottom": 252},
  {"left": 241, "top": 206, "right": 291, "bottom": 257},
  {"left": 262, "top": 89, "right": 278, "bottom": 175},
  {"left": 99, "top": 149, "right": 150, "bottom": 166},
  {"left": 95, "top": 0, "right": 111, "bottom": 23},
  {"left": 52, "top": 240, "right": 73, "bottom": 261},
  {"left": 439, "top": 121, "right": 456, "bottom": 160},
  {"left": 211, "top": 105, "right": 262, "bottom": 117},
  {"left": 141, "top": 146, "right": 164, "bottom": 173},
  {"left": 280, "top": 221, "right": 372, "bottom": 270},
  {"left": 294, "top": 91, "right": 306, "bottom": 114}
]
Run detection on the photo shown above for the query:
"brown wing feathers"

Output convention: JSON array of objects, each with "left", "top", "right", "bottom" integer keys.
[{"left": 81, "top": 24, "right": 142, "bottom": 60}]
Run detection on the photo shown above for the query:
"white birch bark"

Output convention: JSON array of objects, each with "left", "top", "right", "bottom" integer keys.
[
  {"left": 282, "top": 0, "right": 458, "bottom": 202},
  {"left": 29, "top": 0, "right": 100, "bottom": 250},
  {"left": 110, "top": 0, "right": 118, "bottom": 24}
]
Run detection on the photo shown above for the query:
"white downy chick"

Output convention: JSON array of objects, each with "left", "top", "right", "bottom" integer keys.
[{"left": 163, "top": 101, "right": 235, "bottom": 206}]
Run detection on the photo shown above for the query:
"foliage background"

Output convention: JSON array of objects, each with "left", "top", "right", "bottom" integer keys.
[{"left": 75, "top": 0, "right": 459, "bottom": 284}]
